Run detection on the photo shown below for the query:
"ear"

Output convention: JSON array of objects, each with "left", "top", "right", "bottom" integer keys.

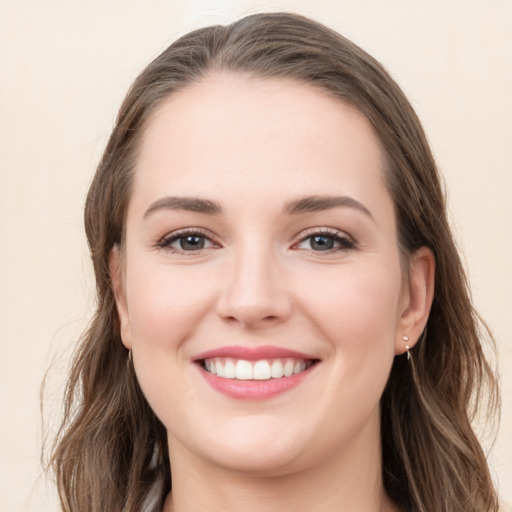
[
  {"left": 109, "top": 246, "right": 133, "bottom": 350},
  {"left": 395, "top": 246, "right": 435, "bottom": 355}
]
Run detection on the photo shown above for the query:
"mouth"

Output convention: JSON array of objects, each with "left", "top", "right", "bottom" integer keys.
[
  {"left": 200, "top": 357, "right": 316, "bottom": 380},
  {"left": 193, "top": 346, "right": 319, "bottom": 399}
]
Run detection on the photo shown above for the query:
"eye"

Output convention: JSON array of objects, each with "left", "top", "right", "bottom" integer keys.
[
  {"left": 294, "top": 229, "right": 355, "bottom": 253},
  {"left": 157, "top": 229, "right": 218, "bottom": 254}
]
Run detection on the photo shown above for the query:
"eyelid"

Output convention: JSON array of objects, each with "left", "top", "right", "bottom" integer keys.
[
  {"left": 154, "top": 226, "right": 355, "bottom": 254},
  {"left": 292, "top": 227, "right": 356, "bottom": 251},
  {"left": 156, "top": 227, "right": 221, "bottom": 253}
]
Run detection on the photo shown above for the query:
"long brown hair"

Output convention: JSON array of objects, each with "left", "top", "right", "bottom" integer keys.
[{"left": 48, "top": 12, "right": 500, "bottom": 511}]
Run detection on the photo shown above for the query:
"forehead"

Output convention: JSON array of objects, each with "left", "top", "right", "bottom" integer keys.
[
  {"left": 133, "top": 74, "right": 390, "bottom": 217},
  {"left": 140, "top": 73, "right": 383, "bottom": 158}
]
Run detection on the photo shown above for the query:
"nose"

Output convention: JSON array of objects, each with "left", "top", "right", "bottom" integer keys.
[{"left": 216, "top": 246, "right": 293, "bottom": 329}]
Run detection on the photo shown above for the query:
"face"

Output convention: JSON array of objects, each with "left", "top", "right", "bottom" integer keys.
[{"left": 113, "top": 75, "right": 423, "bottom": 476}]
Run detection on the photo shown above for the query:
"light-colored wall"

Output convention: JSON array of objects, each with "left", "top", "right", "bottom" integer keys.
[{"left": 1, "top": 1, "right": 510, "bottom": 510}]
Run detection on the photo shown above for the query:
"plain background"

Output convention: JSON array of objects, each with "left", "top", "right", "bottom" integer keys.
[{"left": 1, "top": 1, "right": 510, "bottom": 510}]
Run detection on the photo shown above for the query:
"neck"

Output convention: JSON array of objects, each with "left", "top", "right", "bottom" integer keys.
[{"left": 162, "top": 411, "right": 398, "bottom": 512}]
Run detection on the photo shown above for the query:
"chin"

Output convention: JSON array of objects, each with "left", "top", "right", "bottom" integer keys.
[
  {"left": 176, "top": 415, "right": 317, "bottom": 476},
  {"left": 204, "top": 442, "right": 307, "bottom": 477}
]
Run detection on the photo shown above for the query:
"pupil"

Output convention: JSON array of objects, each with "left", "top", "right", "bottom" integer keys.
[
  {"left": 180, "top": 235, "right": 204, "bottom": 250},
  {"left": 311, "top": 235, "right": 333, "bottom": 251}
]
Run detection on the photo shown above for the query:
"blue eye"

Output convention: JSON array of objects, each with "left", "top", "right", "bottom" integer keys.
[
  {"left": 176, "top": 234, "right": 206, "bottom": 250},
  {"left": 295, "top": 230, "right": 355, "bottom": 252},
  {"left": 309, "top": 235, "right": 336, "bottom": 251},
  {"left": 157, "top": 230, "right": 216, "bottom": 253}
]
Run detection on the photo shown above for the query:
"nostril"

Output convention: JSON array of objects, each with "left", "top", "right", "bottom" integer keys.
[
  {"left": 222, "top": 312, "right": 284, "bottom": 328},
  {"left": 215, "top": 273, "right": 293, "bottom": 328}
]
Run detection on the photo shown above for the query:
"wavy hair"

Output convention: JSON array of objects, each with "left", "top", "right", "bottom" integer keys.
[{"left": 47, "top": 12, "right": 500, "bottom": 512}]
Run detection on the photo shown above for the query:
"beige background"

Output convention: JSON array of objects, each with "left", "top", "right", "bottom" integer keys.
[{"left": 1, "top": 1, "right": 510, "bottom": 510}]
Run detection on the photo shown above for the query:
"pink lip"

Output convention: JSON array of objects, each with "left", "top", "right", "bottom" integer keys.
[
  {"left": 193, "top": 345, "right": 319, "bottom": 400},
  {"left": 199, "top": 366, "right": 316, "bottom": 400},
  {"left": 193, "top": 345, "right": 316, "bottom": 361}
]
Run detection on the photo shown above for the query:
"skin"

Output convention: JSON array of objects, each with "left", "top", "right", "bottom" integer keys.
[{"left": 111, "top": 74, "right": 434, "bottom": 512}]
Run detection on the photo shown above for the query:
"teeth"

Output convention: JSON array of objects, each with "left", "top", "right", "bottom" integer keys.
[
  {"left": 224, "top": 359, "right": 236, "bottom": 379},
  {"left": 253, "top": 360, "right": 271, "bottom": 380},
  {"left": 203, "top": 358, "right": 313, "bottom": 380},
  {"left": 271, "top": 360, "right": 284, "bottom": 378},
  {"left": 235, "top": 360, "right": 253, "bottom": 380},
  {"left": 283, "top": 360, "right": 294, "bottom": 377},
  {"left": 293, "top": 361, "right": 306, "bottom": 375}
]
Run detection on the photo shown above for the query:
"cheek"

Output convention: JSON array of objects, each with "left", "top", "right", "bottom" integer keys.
[
  {"left": 125, "top": 260, "right": 215, "bottom": 350},
  {"left": 303, "top": 259, "right": 402, "bottom": 417},
  {"left": 298, "top": 259, "right": 403, "bottom": 354},
  {"left": 124, "top": 261, "right": 217, "bottom": 425}
]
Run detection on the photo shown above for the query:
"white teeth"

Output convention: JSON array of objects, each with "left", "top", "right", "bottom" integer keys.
[
  {"left": 203, "top": 357, "right": 313, "bottom": 380},
  {"left": 224, "top": 359, "right": 236, "bottom": 379},
  {"left": 271, "top": 360, "right": 284, "bottom": 378},
  {"left": 253, "top": 360, "right": 271, "bottom": 380},
  {"left": 235, "top": 360, "right": 253, "bottom": 380},
  {"left": 283, "top": 359, "right": 294, "bottom": 377},
  {"left": 293, "top": 361, "right": 306, "bottom": 375}
]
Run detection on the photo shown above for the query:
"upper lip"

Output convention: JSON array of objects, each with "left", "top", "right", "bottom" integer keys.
[{"left": 193, "top": 345, "right": 318, "bottom": 362}]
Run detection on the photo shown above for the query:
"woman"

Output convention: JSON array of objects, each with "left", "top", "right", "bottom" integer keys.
[{"left": 49, "top": 12, "right": 500, "bottom": 512}]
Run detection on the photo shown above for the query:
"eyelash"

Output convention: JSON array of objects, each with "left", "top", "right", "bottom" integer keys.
[
  {"left": 156, "top": 227, "right": 356, "bottom": 255},
  {"left": 293, "top": 227, "right": 356, "bottom": 254},
  {"left": 156, "top": 228, "right": 218, "bottom": 255}
]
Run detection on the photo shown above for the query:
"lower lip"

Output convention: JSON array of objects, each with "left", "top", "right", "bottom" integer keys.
[{"left": 198, "top": 364, "right": 316, "bottom": 400}]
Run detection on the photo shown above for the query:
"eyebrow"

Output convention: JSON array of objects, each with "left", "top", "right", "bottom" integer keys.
[
  {"left": 282, "top": 195, "right": 373, "bottom": 218},
  {"left": 144, "top": 197, "right": 222, "bottom": 218},
  {"left": 143, "top": 194, "right": 372, "bottom": 219}
]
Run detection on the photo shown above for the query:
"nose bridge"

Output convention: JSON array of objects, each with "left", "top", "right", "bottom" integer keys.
[{"left": 217, "top": 237, "right": 291, "bottom": 327}]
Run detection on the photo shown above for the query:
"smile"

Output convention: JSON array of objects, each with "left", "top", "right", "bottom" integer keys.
[
  {"left": 202, "top": 358, "right": 315, "bottom": 380},
  {"left": 194, "top": 346, "right": 319, "bottom": 399}
]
